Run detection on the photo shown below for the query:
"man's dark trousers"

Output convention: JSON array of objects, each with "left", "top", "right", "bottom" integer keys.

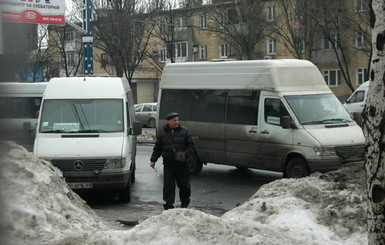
[{"left": 163, "top": 161, "right": 191, "bottom": 209}]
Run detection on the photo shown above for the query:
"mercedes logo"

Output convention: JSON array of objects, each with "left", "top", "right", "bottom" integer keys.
[{"left": 73, "top": 160, "right": 84, "bottom": 171}]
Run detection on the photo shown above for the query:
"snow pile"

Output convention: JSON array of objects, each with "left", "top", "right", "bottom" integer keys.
[
  {"left": 137, "top": 131, "right": 156, "bottom": 143},
  {"left": 0, "top": 141, "right": 367, "bottom": 245}
]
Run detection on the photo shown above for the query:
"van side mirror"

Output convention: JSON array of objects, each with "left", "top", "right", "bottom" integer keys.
[
  {"left": 132, "top": 121, "right": 142, "bottom": 136},
  {"left": 281, "top": 116, "right": 292, "bottom": 129}
]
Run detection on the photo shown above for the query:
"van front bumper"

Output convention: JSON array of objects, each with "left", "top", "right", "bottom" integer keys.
[
  {"left": 307, "top": 160, "right": 342, "bottom": 173},
  {"left": 63, "top": 171, "right": 130, "bottom": 191}
]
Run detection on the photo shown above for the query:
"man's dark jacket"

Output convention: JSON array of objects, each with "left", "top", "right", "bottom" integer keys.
[{"left": 150, "top": 124, "right": 195, "bottom": 163}]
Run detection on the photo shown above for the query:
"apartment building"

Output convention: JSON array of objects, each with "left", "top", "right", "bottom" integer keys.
[
  {"left": 49, "top": 0, "right": 370, "bottom": 103},
  {"left": 136, "top": 0, "right": 371, "bottom": 102}
]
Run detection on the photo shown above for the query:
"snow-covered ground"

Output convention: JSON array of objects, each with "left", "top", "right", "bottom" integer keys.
[{"left": 0, "top": 140, "right": 367, "bottom": 245}]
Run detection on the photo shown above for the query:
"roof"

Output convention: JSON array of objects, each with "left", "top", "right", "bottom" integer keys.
[
  {"left": 44, "top": 77, "right": 130, "bottom": 99},
  {"left": 160, "top": 59, "right": 331, "bottom": 93}
]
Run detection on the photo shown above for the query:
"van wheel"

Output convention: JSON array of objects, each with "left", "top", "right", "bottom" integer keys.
[
  {"left": 285, "top": 157, "right": 310, "bottom": 178},
  {"left": 149, "top": 118, "right": 156, "bottom": 128},
  {"left": 118, "top": 181, "right": 131, "bottom": 203},
  {"left": 188, "top": 155, "right": 203, "bottom": 174}
]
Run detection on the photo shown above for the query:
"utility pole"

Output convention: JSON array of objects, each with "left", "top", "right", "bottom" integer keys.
[{"left": 82, "top": 0, "right": 93, "bottom": 75}]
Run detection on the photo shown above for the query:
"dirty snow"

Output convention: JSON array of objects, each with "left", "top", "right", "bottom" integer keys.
[{"left": 0, "top": 141, "right": 367, "bottom": 245}]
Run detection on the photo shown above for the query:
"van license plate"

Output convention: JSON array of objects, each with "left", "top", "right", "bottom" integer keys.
[{"left": 68, "top": 182, "right": 93, "bottom": 189}]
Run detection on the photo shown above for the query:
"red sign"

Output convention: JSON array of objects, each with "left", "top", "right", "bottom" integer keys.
[{"left": 1, "top": 0, "right": 65, "bottom": 25}]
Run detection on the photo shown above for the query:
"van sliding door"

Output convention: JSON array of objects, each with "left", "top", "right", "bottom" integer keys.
[
  {"left": 159, "top": 89, "right": 227, "bottom": 164},
  {"left": 225, "top": 90, "right": 261, "bottom": 168}
]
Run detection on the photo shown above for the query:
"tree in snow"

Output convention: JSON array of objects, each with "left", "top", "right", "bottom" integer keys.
[{"left": 362, "top": 0, "right": 385, "bottom": 244}]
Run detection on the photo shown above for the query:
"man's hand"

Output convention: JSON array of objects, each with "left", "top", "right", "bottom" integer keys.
[{"left": 150, "top": 161, "right": 155, "bottom": 168}]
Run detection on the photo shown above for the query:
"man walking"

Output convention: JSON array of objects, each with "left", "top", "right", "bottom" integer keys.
[{"left": 150, "top": 112, "right": 196, "bottom": 210}]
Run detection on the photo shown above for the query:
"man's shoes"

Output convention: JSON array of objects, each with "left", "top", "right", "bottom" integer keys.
[
  {"left": 180, "top": 203, "right": 188, "bottom": 208},
  {"left": 163, "top": 204, "right": 174, "bottom": 210}
]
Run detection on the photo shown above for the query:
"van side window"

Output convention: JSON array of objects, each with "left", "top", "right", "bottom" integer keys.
[
  {"left": 160, "top": 89, "right": 227, "bottom": 123},
  {"left": 0, "top": 97, "right": 41, "bottom": 119},
  {"left": 264, "top": 98, "right": 289, "bottom": 125},
  {"left": 226, "top": 90, "right": 260, "bottom": 125},
  {"left": 347, "top": 90, "right": 365, "bottom": 103}
]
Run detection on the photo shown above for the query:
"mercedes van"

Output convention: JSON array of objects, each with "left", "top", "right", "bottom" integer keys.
[
  {"left": 157, "top": 60, "right": 365, "bottom": 178},
  {"left": 34, "top": 77, "right": 142, "bottom": 202}
]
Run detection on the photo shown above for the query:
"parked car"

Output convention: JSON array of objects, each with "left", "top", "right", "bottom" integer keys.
[
  {"left": 135, "top": 103, "right": 157, "bottom": 128},
  {"left": 343, "top": 81, "right": 370, "bottom": 124}
]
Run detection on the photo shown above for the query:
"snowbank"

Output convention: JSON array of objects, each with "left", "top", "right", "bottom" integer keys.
[{"left": 0, "top": 141, "right": 367, "bottom": 244}]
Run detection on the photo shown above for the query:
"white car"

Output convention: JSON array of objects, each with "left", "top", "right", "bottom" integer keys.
[
  {"left": 134, "top": 103, "right": 157, "bottom": 128},
  {"left": 343, "top": 81, "right": 369, "bottom": 124}
]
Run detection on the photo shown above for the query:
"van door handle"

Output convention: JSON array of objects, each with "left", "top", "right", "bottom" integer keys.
[
  {"left": 261, "top": 130, "right": 269, "bottom": 134},
  {"left": 248, "top": 129, "right": 257, "bottom": 134}
]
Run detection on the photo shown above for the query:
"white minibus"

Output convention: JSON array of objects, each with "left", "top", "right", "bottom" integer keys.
[
  {"left": 0, "top": 82, "right": 48, "bottom": 151},
  {"left": 34, "top": 77, "right": 141, "bottom": 202},
  {"left": 157, "top": 60, "right": 365, "bottom": 178}
]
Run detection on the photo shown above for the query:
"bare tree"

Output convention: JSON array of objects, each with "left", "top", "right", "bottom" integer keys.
[
  {"left": 93, "top": 0, "right": 151, "bottom": 82},
  {"left": 270, "top": 0, "right": 318, "bottom": 60},
  {"left": 204, "top": 0, "right": 268, "bottom": 60},
  {"left": 3, "top": 23, "right": 56, "bottom": 82},
  {"left": 48, "top": 24, "right": 84, "bottom": 77},
  {"left": 363, "top": 0, "right": 385, "bottom": 244},
  {"left": 310, "top": 0, "right": 368, "bottom": 92},
  {"left": 143, "top": 0, "right": 181, "bottom": 72}
]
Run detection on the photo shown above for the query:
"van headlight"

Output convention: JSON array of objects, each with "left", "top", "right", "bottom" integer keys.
[
  {"left": 313, "top": 147, "right": 337, "bottom": 157},
  {"left": 104, "top": 158, "right": 126, "bottom": 169}
]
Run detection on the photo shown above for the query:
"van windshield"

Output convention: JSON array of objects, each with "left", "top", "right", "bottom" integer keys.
[
  {"left": 285, "top": 94, "right": 352, "bottom": 125},
  {"left": 39, "top": 99, "right": 124, "bottom": 133}
]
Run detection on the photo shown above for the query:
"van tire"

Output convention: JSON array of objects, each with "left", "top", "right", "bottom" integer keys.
[
  {"left": 118, "top": 181, "right": 131, "bottom": 203},
  {"left": 188, "top": 155, "right": 203, "bottom": 174},
  {"left": 285, "top": 157, "right": 310, "bottom": 178},
  {"left": 149, "top": 118, "right": 156, "bottom": 128}
]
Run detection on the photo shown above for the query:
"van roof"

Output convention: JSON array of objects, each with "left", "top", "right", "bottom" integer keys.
[
  {"left": 0, "top": 82, "right": 48, "bottom": 97},
  {"left": 160, "top": 59, "right": 331, "bottom": 93},
  {"left": 44, "top": 77, "right": 130, "bottom": 99}
]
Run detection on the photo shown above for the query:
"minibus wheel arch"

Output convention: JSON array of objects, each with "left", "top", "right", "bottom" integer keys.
[{"left": 284, "top": 154, "right": 310, "bottom": 178}]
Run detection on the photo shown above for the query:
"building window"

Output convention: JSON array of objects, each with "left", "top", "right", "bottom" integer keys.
[
  {"left": 357, "top": 67, "right": 368, "bottom": 85},
  {"left": 200, "top": 15, "right": 207, "bottom": 29},
  {"left": 175, "top": 17, "right": 187, "bottom": 29},
  {"left": 135, "top": 51, "right": 143, "bottom": 65},
  {"left": 220, "top": 43, "right": 228, "bottom": 58},
  {"left": 296, "top": 38, "right": 305, "bottom": 53},
  {"left": 267, "top": 38, "right": 276, "bottom": 54},
  {"left": 356, "top": 0, "right": 367, "bottom": 12},
  {"left": 175, "top": 41, "right": 188, "bottom": 59},
  {"left": 61, "top": 52, "right": 76, "bottom": 68},
  {"left": 266, "top": 6, "right": 275, "bottom": 22},
  {"left": 355, "top": 32, "right": 365, "bottom": 49},
  {"left": 323, "top": 70, "right": 342, "bottom": 87},
  {"left": 64, "top": 31, "right": 73, "bottom": 41},
  {"left": 322, "top": 33, "right": 338, "bottom": 49},
  {"left": 219, "top": 12, "right": 226, "bottom": 28},
  {"left": 199, "top": 45, "right": 207, "bottom": 60},
  {"left": 158, "top": 21, "right": 166, "bottom": 35},
  {"left": 159, "top": 48, "right": 167, "bottom": 62}
]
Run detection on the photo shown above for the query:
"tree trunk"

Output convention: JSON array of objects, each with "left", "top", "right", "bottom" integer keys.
[{"left": 363, "top": 0, "right": 385, "bottom": 244}]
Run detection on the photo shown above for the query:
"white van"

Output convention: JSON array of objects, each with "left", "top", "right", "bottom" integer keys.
[
  {"left": 157, "top": 60, "right": 365, "bottom": 178},
  {"left": 0, "top": 82, "right": 48, "bottom": 151},
  {"left": 34, "top": 77, "right": 142, "bottom": 202},
  {"left": 343, "top": 81, "right": 370, "bottom": 124}
]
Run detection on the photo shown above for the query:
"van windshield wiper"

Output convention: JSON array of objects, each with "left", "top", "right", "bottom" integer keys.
[
  {"left": 41, "top": 129, "right": 65, "bottom": 133},
  {"left": 76, "top": 129, "right": 109, "bottom": 133},
  {"left": 302, "top": 118, "right": 351, "bottom": 125}
]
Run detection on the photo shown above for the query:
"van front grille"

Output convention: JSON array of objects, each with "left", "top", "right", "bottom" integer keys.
[
  {"left": 51, "top": 159, "right": 105, "bottom": 172},
  {"left": 335, "top": 145, "right": 365, "bottom": 159}
]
